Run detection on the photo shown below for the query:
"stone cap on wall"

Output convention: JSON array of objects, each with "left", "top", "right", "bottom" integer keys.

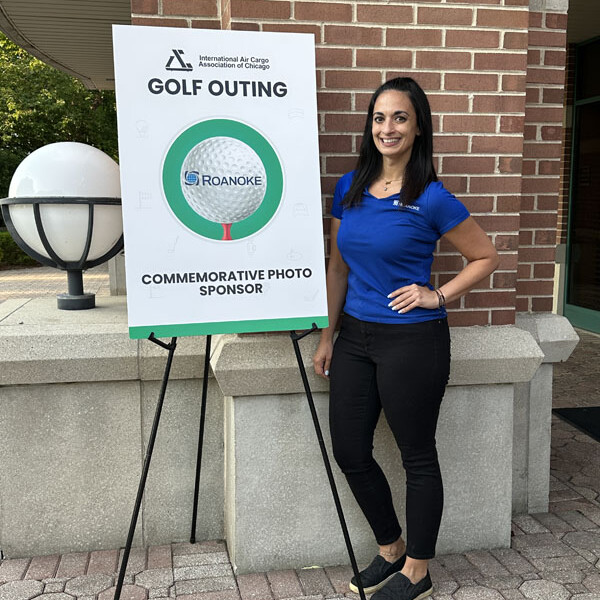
[{"left": 515, "top": 313, "right": 579, "bottom": 364}]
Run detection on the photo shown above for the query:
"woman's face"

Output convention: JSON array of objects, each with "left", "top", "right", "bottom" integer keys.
[{"left": 371, "top": 90, "right": 420, "bottom": 161}]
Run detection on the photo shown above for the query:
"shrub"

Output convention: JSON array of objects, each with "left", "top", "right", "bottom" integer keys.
[{"left": 0, "top": 230, "right": 39, "bottom": 268}]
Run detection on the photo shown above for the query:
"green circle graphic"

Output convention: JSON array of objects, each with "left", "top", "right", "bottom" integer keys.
[{"left": 163, "top": 119, "right": 284, "bottom": 241}]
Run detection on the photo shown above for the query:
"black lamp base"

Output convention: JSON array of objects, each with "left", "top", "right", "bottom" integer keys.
[{"left": 57, "top": 293, "right": 96, "bottom": 310}]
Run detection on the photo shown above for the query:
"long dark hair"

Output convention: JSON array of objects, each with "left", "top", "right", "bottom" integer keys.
[{"left": 343, "top": 77, "right": 437, "bottom": 207}]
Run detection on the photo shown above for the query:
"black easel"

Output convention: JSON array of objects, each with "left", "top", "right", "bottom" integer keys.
[{"left": 114, "top": 328, "right": 366, "bottom": 600}]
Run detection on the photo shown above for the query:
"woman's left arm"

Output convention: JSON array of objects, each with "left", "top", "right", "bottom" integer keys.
[{"left": 388, "top": 216, "right": 499, "bottom": 312}]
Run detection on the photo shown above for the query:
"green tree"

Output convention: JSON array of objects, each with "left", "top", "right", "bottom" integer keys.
[{"left": 0, "top": 33, "right": 118, "bottom": 201}]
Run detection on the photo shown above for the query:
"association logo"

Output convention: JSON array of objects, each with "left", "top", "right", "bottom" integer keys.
[
  {"left": 162, "top": 119, "right": 284, "bottom": 241},
  {"left": 165, "top": 49, "right": 193, "bottom": 72}
]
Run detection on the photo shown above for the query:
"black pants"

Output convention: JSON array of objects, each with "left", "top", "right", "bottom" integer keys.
[{"left": 329, "top": 315, "right": 450, "bottom": 560}]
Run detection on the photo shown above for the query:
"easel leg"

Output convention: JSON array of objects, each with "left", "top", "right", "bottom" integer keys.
[
  {"left": 290, "top": 326, "right": 366, "bottom": 600},
  {"left": 190, "top": 334, "right": 212, "bottom": 543},
  {"left": 114, "top": 335, "right": 178, "bottom": 600}
]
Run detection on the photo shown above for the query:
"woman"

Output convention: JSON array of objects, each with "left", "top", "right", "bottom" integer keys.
[{"left": 313, "top": 77, "right": 499, "bottom": 600}]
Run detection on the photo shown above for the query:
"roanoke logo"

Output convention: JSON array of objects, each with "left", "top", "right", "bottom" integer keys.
[
  {"left": 165, "top": 49, "right": 193, "bottom": 72},
  {"left": 162, "top": 120, "right": 284, "bottom": 241}
]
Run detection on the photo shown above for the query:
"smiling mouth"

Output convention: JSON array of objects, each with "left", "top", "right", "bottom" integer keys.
[{"left": 380, "top": 138, "right": 400, "bottom": 145}]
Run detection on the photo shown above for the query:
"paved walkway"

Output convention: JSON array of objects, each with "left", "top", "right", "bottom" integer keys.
[{"left": 1, "top": 267, "right": 599, "bottom": 599}]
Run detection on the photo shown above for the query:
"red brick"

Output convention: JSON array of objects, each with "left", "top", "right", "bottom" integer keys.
[
  {"left": 528, "top": 49, "right": 542, "bottom": 66},
  {"left": 321, "top": 176, "right": 339, "bottom": 195},
  {"left": 357, "top": 4, "right": 413, "bottom": 24},
  {"left": 523, "top": 141, "right": 562, "bottom": 158},
  {"left": 521, "top": 177, "right": 559, "bottom": 194},
  {"left": 465, "top": 291, "right": 516, "bottom": 308},
  {"left": 428, "top": 94, "right": 469, "bottom": 114},
  {"left": 534, "top": 263, "right": 556, "bottom": 278},
  {"left": 417, "top": 51, "right": 470, "bottom": 70},
  {"left": 504, "top": 32, "right": 528, "bottom": 50},
  {"left": 325, "top": 70, "right": 382, "bottom": 90},
  {"left": 316, "top": 48, "right": 352, "bottom": 68},
  {"left": 502, "top": 74, "right": 526, "bottom": 92},
  {"left": 163, "top": 0, "right": 217, "bottom": 16},
  {"left": 263, "top": 23, "right": 320, "bottom": 36},
  {"left": 518, "top": 247, "right": 555, "bottom": 262},
  {"left": 516, "top": 280, "right": 554, "bottom": 296},
  {"left": 357, "top": 49, "right": 412, "bottom": 68},
  {"left": 537, "top": 195, "right": 559, "bottom": 210},
  {"left": 471, "top": 176, "right": 522, "bottom": 194},
  {"left": 496, "top": 195, "right": 521, "bottom": 212},
  {"left": 505, "top": 0, "right": 529, "bottom": 5},
  {"left": 56, "top": 553, "right": 89, "bottom": 578},
  {"left": 87, "top": 549, "right": 119, "bottom": 575},
  {"left": 526, "top": 106, "right": 563, "bottom": 122},
  {"left": 191, "top": 19, "right": 221, "bottom": 28},
  {"left": 522, "top": 160, "right": 536, "bottom": 175},
  {"left": 498, "top": 253, "right": 519, "bottom": 270},
  {"left": 131, "top": 0, "right": 158, "bottom": 14},
  {"left": 132, "top": 16, "right": 189, "bottom": 26},
  {"left": 520, "top": 195, "right": 535, "bottom": 210},
  {"left": 478, "top": 8, "right": 528, "bottom": 28},
  {"left": 499, "top": 157, "right": 523, "bottom": 174},
  {"left": 443, "top": 115, "right": 496, "bottom": 133},
  {"left": 267, "top": 570, "right": 303, "bottom": 598},
  {"left": 471, "top": 136, "right": 523, "bottom": 154},
  {"left": 544, "top": 50, "right": 566, "bottom": 67},
  {"left": 295, "top": 2, "right": 352, "bottom": 22},
  {"left": 531, "top": 297, "right": 553, "bottom": 311},
  {"left": 326, "top": 155, "right": 358, "bottom": 174},
  {"left": 446, "top": 29, "right": 499, "bottom": 48},
  {"left": 230, "top": 0, "right": 290, "bottom": 18},
  {"left": 319, "top": 134, "right": 353, "bottom": 153},
  {"left": 528, "top": 30, "right": 567, "bottom": 48},
  {"left": 500, "top": 115, "right": 525, "bottom": 133},
  {"left": 387, "top": 28, "right": 442, "bottom": 47},
  {"left": 535, "top": 229, "right": 558, "bottom": 244},
  {"left": 524, "top": 124, "right": 537, "bottom": 140},
  {"left": 529, "top": 11, "right": 543, "bottom": 27},
  {"left": 440, "top": 176, "right": 468, "bottom": 194},
  {"left": 495, "top": 234, "right": 520, "bottom": 251},
  {"left": 388, "top": 71, "right": 442, "bottom": 91},
  {"left": 445, "top": 73, "right": 498, "bottom": 91},
  {"left": 432, "top": 254, "right": 465, "bottom": 271},
  {"left": 462, "top": 197, "right": 495, "bottom": 213},
  {"left": 520, "top": 212, "right": 557, "bottom": 228},
  {"left": 433, "top": 135, "right": 469, "bottom": 153},
  {"left": 493, "top": 272, "right": 517, "bottom": 288},
  {"left": 442, "top": 156, "right": 495, "bottom": 174},
  {"left": 324, "top": 113, "right": 368, "bottom": 133},
  {"left": 518, "top": 263, "right": 532, "bottom": 278},
  {"left": 526, "top": 87, "right": 541, "bottom": 103},
  {"left": 543, "top": 88, "right": 565, "bottom": 104},
  {"left": 237, "top": 572, "right": 272, "bottom": 600},
  {"left": 230, "top": 21, "right": 260, "bottom": 31},
  {"left": 474, "top": 52, "right": 527, "bottom": 71},
  {"left": 324, "top": 25, "right": 382, "bottom": 46},
  {"left": 519, "top": 230, "right": 533, "bottom": 245},
  {"left": 492, "top": 310, "right": 516, "bottom": 325},
  {"left": 473, "top": 94, "right": 525, "bottom": 113},
  {"left": 516, "top": 297, "right": 530, "bottom": 312},
  {"left": 546, "top": 13, "right": 568, "bottom": 29},
  {"left": 539, "top": 160, "right": 560, "bottom": 175},
  {"left": 317, "top": 92, "right": 351, "bottom": 111},
  {"left": 447, "top": 311, "right": 490, "bottom": 327},
  {"left": 418, "top": 6, "right": 472, "bottom": 25}
]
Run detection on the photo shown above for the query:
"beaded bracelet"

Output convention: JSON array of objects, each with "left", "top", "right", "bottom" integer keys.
[{"left": 435, "top": 288, "right": 446, "bottom": 308}]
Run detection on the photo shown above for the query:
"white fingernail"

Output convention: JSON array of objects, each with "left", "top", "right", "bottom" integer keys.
[
  {"left": 324, "top": 370, "right": 329, "bottom": 376},
  {"left": 388, "top": 301, "right": 393, "bottom": 307}
]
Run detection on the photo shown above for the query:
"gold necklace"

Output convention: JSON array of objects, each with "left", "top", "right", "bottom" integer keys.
[{"left": 382, "top": 178, "right": 402, "bottom": 192}]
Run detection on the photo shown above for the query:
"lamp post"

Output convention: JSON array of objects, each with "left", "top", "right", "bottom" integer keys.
[{"left": 0, "top": 142, "right": 123, "bottom": 309}]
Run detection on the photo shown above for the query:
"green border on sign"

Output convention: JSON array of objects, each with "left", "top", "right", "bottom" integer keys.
[
  {"left": 163, "top": 119, "right": 284, "bottom": 240},
  {"left": 129, "top": 316, "right": 329, "bottom": 339}
]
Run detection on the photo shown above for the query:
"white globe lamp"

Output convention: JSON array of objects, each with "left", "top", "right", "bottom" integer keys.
[{"left": 0, "top": 142, "right": 123, "bottom": 309}]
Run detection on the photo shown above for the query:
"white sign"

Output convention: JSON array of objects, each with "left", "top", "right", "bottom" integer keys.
[{"left": 112, "top": 25, "right": 328, "bottom": 339}]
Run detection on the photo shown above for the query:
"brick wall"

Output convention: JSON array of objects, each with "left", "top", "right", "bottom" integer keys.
[
  {"left": 129, "top": 0, "right": 569, "bottom": 327},
  {"left": 516, "top": 7, "right": 567, "bottom": 313}
]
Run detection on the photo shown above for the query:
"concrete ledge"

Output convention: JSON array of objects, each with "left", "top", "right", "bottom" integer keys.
[
  {"left": 0, "top": 297, "right": 209, "bottom": 384},
  {"left": 515, "top": 312, "right": 579, "bottom": 364},
  {"left": 211, "top": 325, "right": 544, "bottom": 396}
]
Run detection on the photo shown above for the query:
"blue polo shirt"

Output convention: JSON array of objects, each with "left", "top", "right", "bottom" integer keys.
[{"left": 331, "top": 171, "right": 470, "bottom": 324}]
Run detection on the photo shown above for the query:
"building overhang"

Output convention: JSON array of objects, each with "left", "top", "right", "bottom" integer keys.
[{"left": 0, "top": 0, "right": 131, "bottom": 90}]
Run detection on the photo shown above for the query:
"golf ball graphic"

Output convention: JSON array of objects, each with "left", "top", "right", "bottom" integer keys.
[{"left": 181, "top": 137, "right": 267, "bottom": 240}]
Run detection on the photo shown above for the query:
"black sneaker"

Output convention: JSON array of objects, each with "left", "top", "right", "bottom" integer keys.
[
  {"left": 349, "top": 554, "right": 406, "bottom": 594},
  {"left": 370, "top": 571, "right": 433, "bottom": 600}
]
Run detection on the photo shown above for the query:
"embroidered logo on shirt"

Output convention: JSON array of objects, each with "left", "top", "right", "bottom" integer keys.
[{"left": 393, "top": 200, "right": 420, "bottom": 211}]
